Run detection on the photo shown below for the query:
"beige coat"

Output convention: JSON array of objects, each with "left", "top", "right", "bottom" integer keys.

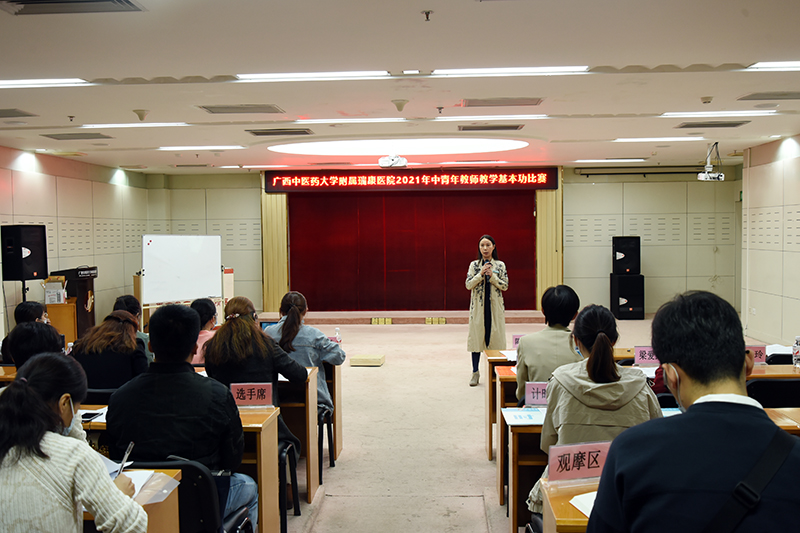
[
  {"left": 466, "top": 259, "right": 508, "bottom": 352},
  {"left": 515, "top": 325, "right": 582, "bottom": 399}
]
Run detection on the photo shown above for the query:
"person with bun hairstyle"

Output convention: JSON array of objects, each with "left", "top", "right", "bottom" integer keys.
[
  {"left": 264, "top": 291, "right": 346, "bottom": 415},
  {"left": 0, "top": 353, "right": 146, "bottom": 533},
  {"left": 72, "top": 310, "right": 148, "bottom": 389},
  {"left": 113, "top": 295, "right": 154, "bottom": 363},
  {"left": 527, "top": 304, "right": 661, "bottom": 514},
  {"left": 465, "top": 234, "right": 508, "bottom": 386}
]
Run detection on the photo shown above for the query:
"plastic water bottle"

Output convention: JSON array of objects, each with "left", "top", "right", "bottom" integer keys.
[
  {"left": 335, "top": 328, "right": 342, "bottom": 343},
  {"left": 793, "top": 336, "right": 800, "bottom": 367}
]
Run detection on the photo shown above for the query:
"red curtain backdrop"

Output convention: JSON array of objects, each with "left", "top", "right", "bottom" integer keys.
[{"left": 287, "top": 191, "right": 537, "bottom": 311}]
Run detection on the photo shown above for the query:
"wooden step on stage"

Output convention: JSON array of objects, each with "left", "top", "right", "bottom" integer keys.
[{"left": 258, "top": 310, "right": 544, "bottom": 325}]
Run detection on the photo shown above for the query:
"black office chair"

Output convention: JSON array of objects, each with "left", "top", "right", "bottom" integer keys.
[
  {"left": 656, "top": 392, "right": 678, "bottom": 408},
  {"left": 617, "top": 358, "right": 635, "bottom": 366},
  {"left": 128, "top": 458, "right": 252, "bottom": 533},
  {"left": 746, "top": 378, "right": 800, "bottom": 408},
  {"left": 278, "top": 441, "right": 301, "bottom": 533},
  {"left": 765, "top": 353, "right": 792, "bottom": 365},
  {"left": 318, "top": 407, "right": 335, "bottom": 484},
  {"left": 84, "top": 388, "right": 118, "bottom": 404}
]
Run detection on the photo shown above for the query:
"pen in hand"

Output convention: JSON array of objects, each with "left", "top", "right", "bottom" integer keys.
[{"left": 115, "top": 441, "right": 135, "bottom": 479}]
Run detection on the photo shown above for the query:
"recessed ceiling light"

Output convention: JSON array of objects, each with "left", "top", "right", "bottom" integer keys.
[
  {"left": 294, "top": 118, "right": 408, "bottom": 124},
  {"left": 269, "top": 138, "right": 528, "bottom": 156},
  {"left": 81, "top": 122, "right": 188, "bottom": 129},
  {"left": 236, "top": 71, "right": 391, "bottom": 82},
  {"left": 661, "top": 110, "right": 777, "bottom": 118},
  {"left": 435, "top": 114, "right": 547, "bottom": 121},
  {"left": 575, "top": 159, "right": 647, "bottom": 163},
  {"left": 0, "top": 78, "right": 91, "bottom": 89},
  {"left": 158, "top": 145, "right": 245, "bottom": 151},
  {"left": 746, "top": 61, "right": 800, "bottom": 72},
  {"left": 430, "top": 66, "right": 588, "bottom": 78},
  {"left": 613, "top": 137, "right": 705, "bottom": 143}
]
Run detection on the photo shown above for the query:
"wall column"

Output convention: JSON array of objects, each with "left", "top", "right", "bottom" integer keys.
[
  {"left": 261, "top": 182, "right": 289, "bottom": 312},
  {"left": 535, "top": 169, "right": 564, "bottom": 307}
]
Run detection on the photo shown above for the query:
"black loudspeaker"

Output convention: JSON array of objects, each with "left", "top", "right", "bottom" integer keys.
[
  {"left": 1, "top": 225, "right": 48, "bottom": 281},
  {"left": 612, "top": 236, "right": 640, "bottom": 275},
  {"left": 610, "top": 274, "right": 644, "bottom": 320}
]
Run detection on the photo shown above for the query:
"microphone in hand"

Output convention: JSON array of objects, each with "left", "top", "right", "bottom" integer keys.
[{"left": 483, "top": 259, "right": 491, "bottom": 280}]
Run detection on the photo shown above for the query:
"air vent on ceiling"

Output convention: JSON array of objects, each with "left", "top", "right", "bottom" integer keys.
[
  {"left": 199, "top": 104, "right": 285, "bottom": 114},
  {"left": 171, "top": 164, "right": 212, "bottom": 168},
  {"left": 0, "top": 0, "right": 143, "bottom": 15},
  {"left": 120, "top": 165, "right": 147, "bottom": 170},
  {"left": 738, "top": 92, "right": 800, "bottom": 101},
  {"left": 0, "top": 108, "right": 37, "bottom": 118},
  {"left": 41, "top": 132, "right": 113, "bottom": 141},
  {"left": 461, "top": 97, "right": 543, "bottom": 107},
  {"left": 247, "top": 128, "right": 313, "bottom": 136},
  {"left": 49, "top": 151, "right": 86, "bottom": 157},
  {"left": 458, "top": 124, "right": 524, "bottom": 131},
  {"left": 676, "top": 121, "right": 750, "bottom": 129}
]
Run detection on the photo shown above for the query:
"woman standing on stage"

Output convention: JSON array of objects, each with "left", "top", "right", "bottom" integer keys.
[{"left": 466, "top": 234, "right": 508, "bottom": 386}]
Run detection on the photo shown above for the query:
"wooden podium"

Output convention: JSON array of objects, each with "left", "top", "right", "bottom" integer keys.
[{"left": 47, "top": 301, "right": 78, "bottom": 348}]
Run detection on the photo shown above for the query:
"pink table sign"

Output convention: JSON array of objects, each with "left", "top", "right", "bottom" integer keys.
[
  {"left": 634, "top": 346, "right": 659, "bottom": 365},
  {"left": 746, "top": 345, "right": 767, "bottom": 364},
  {"left": 327, "top": 336, "right": 342, "bottom": 344},
  {"left": 548, "top": 441, "right": 611, "bottom": 481},
  {"left": 231, "top": 382, "right": 273, "bottom": 407},
  {"left": 512, "top": 334, "right": 525, "bottom": 348},
  {"left": 525, "top": 382, "right": 548, "bottom": 405}
]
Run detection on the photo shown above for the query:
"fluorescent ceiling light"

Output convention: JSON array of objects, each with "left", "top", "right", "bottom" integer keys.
[
  {"left": 236, "top": 71, "right": 391, "bottom": 82},
  {"left": 81, "top": 122, "right": 187, "bottom": 129},
  {"left": 295, "top": 118, "right": 407, "bottom": 124},
  {"left": 403, "top": 70, "right": 421, "bottom": 75},
  {"left": 770, "top": 135, "right": 782, "bottom": 138},
  {"left": 575, "top": 159, "right": 647, "bottom": 163},
  {"left": 431, "top": 66, "right": 588, "bottom": 78},
  {"left": 613, "top": 137, "right": 705, "bottom": 143},
  {"left": 434, "top": 114, "right": 547, "bottom": 121},
  {"left": 661, "top": 110, "right": 777, "bottom": 118},
  {"left": 158, "top": 145, "right": 245, "bottom": 151},
  {"left": 440, "top": 160, "right": 509, "bottom": 165},
  {"left": 747, "top": 61, "right": 800, "bottom": 71},
  {"left": 0, "top": 78, "right": 91, "bottom": 89},
  {"left": 269, "top": 138, "right": 528, "bottom": 156},
  {"left": 219, "top": 165, "right": 289, "bottom": 169}
]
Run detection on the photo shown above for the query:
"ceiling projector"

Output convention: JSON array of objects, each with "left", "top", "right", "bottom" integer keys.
[
  {"left": 697, "top": 141, "right": 724, "bottom": 181},
  {"left": 378, "top": 155, "right": 408, "bottom": 168}
]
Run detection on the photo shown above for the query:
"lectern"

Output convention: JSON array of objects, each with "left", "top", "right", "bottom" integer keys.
[{"left": 50, "top": 266, "right": 98, "bottom": 338}]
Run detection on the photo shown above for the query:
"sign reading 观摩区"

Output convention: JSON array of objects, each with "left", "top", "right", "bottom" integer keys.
[{"left": 264, "top": 167, "right": 558, "bottom": 193}]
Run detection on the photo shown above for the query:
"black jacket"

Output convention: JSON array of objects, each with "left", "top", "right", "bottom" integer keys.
[
  {"left": 107, "top": 361, "right": 244, "bottom": 472},
  {"left": 73, "top": 337, "right": 148, "bottom": 389}
]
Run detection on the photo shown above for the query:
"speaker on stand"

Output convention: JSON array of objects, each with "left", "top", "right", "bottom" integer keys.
[{"left": 1, "top": 224, "right": 48, "bottom": 302}]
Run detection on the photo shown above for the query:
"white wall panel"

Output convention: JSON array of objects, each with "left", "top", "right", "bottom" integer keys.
[
  {"left": 784, "top": 157, "right": 800, "bottom": 206},
  {"left": 687, "top": 214, "right": 734, "bottom": 245},
  {"left": 687, "top": 275, "right": 735, "bottom": 305},
  {"left": 92, "top": 182, "right": 123, "bottom": 219},
  {"left": 58, "top": 218, "right": 94, "bottom": 257},
  {"left": 624, "top": 182, "right": 686, "bottom": 214},
  {"left": 746, "top": 161, "right": 783, "bottom": 208},
  {"left": 564, "top": 246, "right": 610, "bottom": 279},
  {"left": 624, "top": 215, "right": 686, "bottom": 245},
  {"left": 687, "top": 245, "right": 735, "bottom": 277},
  {"left": 745, "top": 249, "right": 783, "bottom": 296},
  {"left": 56, "top": 177, "right": 92, "bottom": 218},
  {"left": 206, "top": 189, "right": 261, "bottom": 220},
  {"left": 208, "top": 219, "right": 261, "bottom": 250},
  {"left": 234, "top": 280, "right": 263, "bottom": 312},
  {"left": 783, "top": 206, "right": 800, "bottom": 252},
  {"left": 744, "top": 207, "right": 782, "bottom": 251},
  {"left": 93, "top": 253, "right": 125, "bottom": 292},
  {"left": 714, "top": 181, "right": 737, "bottom": 213},
  {"left": 644, "top": 277, "right": 686, "bottom": 313},
  {"left": 122, "top": 186, "right": 148, "bottom": 220},
  {"left": 147, "top": 189, "right": 171, "bottom": 220},
  {"left": 147, "top": 220, "right": 171, "bottom": 234},
  {"left": 93, "top": 219, "right": 124, "bottom": 254},
  {"left": 170, "top": 189, "right": 206, "bottom": 220},
  {"left": 12, "top": 171, "right": 57, "bottom": 217},
  {"left": 782, "top": 251, "right": 800, "bottom": 300},
  {"left": 94, "top": 289, "right": 121, "bottom": 322},
  {"left": 642, "top": 245, "right": 686, "bottom": 277},
  {"left": 0, "top": 169, "right": 13, "bottom": 214},
  {"left": 782, "top": 297, "right": 800, "bottom": 345},
  {"left": 221, "top": 250, "right": 262, "bottom": 282},
  {"left": 124, "top": 221, "right": 148, "bottom": 253},
  {"left": 687, "top": 182, "right": 716, "bottom": 213},
  {"left": 171, "top": 220, "right": 207, "bottom": 234},
  {"left": 743, "top": 290, "right": 783, "bottom": 343},
  {"left": 563, "top": 277, "right": 609, "bottom": 308},
  {"left": 563, "top": 215, "right": 621, "bottom": 246},
  {"left": 123, "top": 252, "right": 142, "bottom": 286},
  {"left": 563, "top": 183, "right": 623, "bottom": 215}
]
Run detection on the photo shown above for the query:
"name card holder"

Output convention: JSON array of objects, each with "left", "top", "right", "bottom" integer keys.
[
  {"left": 525, "top": 382, "right": 548, "bottom": 406},
  {"left": 231, "top": 382, "right": 273, "bottom": 408},
  {"left": 746, "top": 345, "right": 767, "bottom": 364},
  {"left": 548, "top": 441, "right": 611, "bottom": 482},
  {"left": 634, "top": 346, "right": 659, "bottom": 366},
  {"left": 512, "top": 334, "right": 525, "bottom": 348}
]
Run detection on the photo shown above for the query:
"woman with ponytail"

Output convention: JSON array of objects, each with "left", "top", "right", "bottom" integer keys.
[
  {"left": 527, "top": 305, "right": 661, "bottom": 514},
  {"left": 264, "top": 292, "right": 346, "bottom": 415},
  {"left": 0, "top": 353, "right": 146, "bottom": 533}
]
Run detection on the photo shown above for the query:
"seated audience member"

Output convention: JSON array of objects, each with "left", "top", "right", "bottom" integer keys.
[
  {"left": 265, "top": 291, "right": 346, "bottom": 415},
  {"left": 515, "top": 285, "right": 582, "bottom": 400},
  {"left": 0, "top": 353, "right": 146, "bottom": 533},
  {"left": 4, "top": 322, "right": 64, "bottom": 369},
  {"left": 1, "top": 301, "right": 49, "bottom": 364},
  {"left": 72, "top": 310, "right": 148, "bottom": 389},
  {"left": 190, "top": 298, "right": 217, "bottom": 364},
  {"left": 107, "top": 304, "right": 258, "bottom": 529},
  {"left": 204, "top": 296, "right": 307, "bottom": 452},
  {"left": 113, "top": 295, "right": 154, "bottom": 363},
  {"left": 529, "top": 304, "right": 661, "bottom": 513},
  {"left": 587, "top": 291, "right": 800, "bottom": 532}
]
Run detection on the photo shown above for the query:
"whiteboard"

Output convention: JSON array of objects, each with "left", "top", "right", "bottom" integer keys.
[{"left": 141, "top": 235, "right": 222, "bottom": 304}]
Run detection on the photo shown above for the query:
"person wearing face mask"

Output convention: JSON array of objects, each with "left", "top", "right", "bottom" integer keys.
[
  {"left": 527, "top": 304, "right": 661, "bottom": 515},
  {"left": 587, "top": 291, "right": 800, "bottom": 533},
  {"left": 0, "top": 352, "right": 146, "bottom": 533}
]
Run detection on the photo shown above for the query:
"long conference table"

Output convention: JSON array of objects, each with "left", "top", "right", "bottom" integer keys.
[{"left": 509, "top": 408, "right": 800, "bottom": 533}]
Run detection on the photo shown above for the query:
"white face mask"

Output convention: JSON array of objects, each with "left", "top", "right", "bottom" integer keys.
[
  {"left": 666, "top": 363, "right": 686, "bottom": 413},
  {"left": 62, "top": 397, "right": 79, "bottom": 436}
]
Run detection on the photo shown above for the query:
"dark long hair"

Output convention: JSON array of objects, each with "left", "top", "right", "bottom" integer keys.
[
  {"left": 113, "top": 295, "right": 142, "bottom": 318},
  {"left": 573, "top": 305, "right": 620, "bottom": 384},
  {"left": 72, "top": 310, "right": 138, "bottom": 355},
  {"left": 278, "top": 292, "right": 308, "bottom": 352},
  {"left": 0, "top": 353, "right": 87, "bottom": 463},
  {"left": 204, "top": 297, "right": 273, "bottom": 365},
  {"left": 475, "top": 234, "right": 499, "bottom": 260}
]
